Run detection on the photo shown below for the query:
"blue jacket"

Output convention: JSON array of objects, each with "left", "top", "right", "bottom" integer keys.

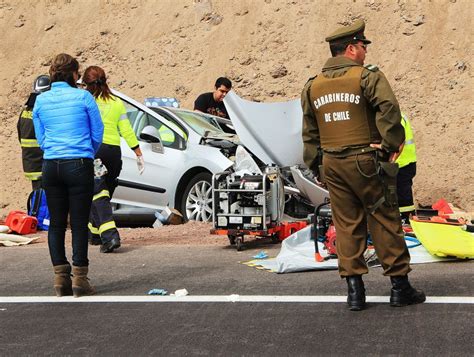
[{"left": 33, "top": 82, "right": 104, "bottom": 160}]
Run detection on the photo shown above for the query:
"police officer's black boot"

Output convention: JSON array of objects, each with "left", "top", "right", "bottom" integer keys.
[
  {"left": 390, "top": 275, "right": 426, "bottom": 307},
  {"left": 346, "top": 275, "right": 366, "bottom": 311}
]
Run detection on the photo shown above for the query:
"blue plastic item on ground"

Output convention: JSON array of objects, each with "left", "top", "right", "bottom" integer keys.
[
  {"left": 404, "top": 236, "right": 422, "bottom": 248},
  {"left": 253, "top": 251, "right": 268, "bottom": 259},
  {"left": 147, "top": 288, "right": 168, "bottom": 295}
]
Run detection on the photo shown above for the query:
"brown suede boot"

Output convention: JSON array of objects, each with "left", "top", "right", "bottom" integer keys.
[
  {"left": 72, "top": 266, "right": 96, "bottom": 298},
  {"left": 53, "top": 264, "right": 73, "bottom": 297}
]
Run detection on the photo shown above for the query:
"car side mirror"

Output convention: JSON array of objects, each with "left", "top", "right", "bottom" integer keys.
[
  {"left": 140, "top": 125, "right": 164, "bottom": 154},
  {"left": 140, "top": 125, "right": 161, "bottom": 143}
]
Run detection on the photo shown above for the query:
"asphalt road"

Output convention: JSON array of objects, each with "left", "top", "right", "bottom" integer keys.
[{"left": 1, "top": 242, "right": 473, "bottom": 356}]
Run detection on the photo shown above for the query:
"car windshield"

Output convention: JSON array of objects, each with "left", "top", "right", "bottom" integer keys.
[{"left": 168, "top": 109, "right": 224, "bottom": 136}]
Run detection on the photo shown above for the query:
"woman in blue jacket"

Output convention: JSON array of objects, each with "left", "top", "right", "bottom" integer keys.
[{"left": 33, "top": 53, "right": 104, "bottom": 298}]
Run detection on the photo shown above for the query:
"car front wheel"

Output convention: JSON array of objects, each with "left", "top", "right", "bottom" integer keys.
[{"left": 180, "top": 172, "right": 213, "bottom": 222}]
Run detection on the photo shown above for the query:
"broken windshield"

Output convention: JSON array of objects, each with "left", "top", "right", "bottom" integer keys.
[{"left": 168, "top": 109, "right": 224, "bottom": 136}]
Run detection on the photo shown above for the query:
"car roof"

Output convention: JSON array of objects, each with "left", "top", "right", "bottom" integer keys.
[{"left": 111, "top": 89, "right": 188, "bottom": 139}]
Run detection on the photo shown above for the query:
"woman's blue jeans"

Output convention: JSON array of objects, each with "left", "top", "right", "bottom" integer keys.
[{"left": 42, "top": 159, "right": 94, "bottom": 267}]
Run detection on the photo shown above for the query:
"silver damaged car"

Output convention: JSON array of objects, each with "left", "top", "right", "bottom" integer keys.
[{"left": 111, "top": 90, "right": 238, "bottom": 223}]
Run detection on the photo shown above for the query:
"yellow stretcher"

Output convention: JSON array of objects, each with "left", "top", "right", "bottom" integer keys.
[{"left": 410, "top": 220, "right": 474, "bottom": 259}]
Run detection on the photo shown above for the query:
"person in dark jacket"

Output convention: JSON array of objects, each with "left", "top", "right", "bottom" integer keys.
[
  {"left": 33, "top": 53, "right": 104, "bottom": 298},
  {"left": 17, "top": 75, "right": 50, "bottom": 189}
]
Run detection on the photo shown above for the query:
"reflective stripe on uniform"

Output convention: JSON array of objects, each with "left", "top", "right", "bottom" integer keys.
[
  {"left": 21, "top": 110, "right": 33, "bottom": 119},
  {"left": 99, "top": 221, "right": 116, "bottom": 234},
  {"left": 20, "top": 138, "right": 39, "bottom": 147},
  {"left": 399, "top": 204, "right": 416, "bottom": 213},
  {"left": 93, "top": 189, "right": 110, "bottom": 201},
  {"left": 396, "top": 113, "right": 417, "bottom": 168},
  {"left": 25, "top": 171, "right": 42, "bottom": 180},
  {"left": 88, "top": 222, "right": 100, "bottom": 234}
]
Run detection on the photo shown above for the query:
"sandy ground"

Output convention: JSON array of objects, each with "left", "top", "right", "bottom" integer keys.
[
  {"left": 0, "top": 0, "right": 473, "bottom": 220},
  {"left": 2, "top": 221, "right": 228, "bottom": 247}
]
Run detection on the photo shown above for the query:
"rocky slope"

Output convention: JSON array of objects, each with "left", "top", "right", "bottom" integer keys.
[{"left": 0, "top": 0, "right": 472, "bottom": 216}]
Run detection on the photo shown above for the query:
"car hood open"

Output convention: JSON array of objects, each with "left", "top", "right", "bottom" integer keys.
[{"left": 224, "top": 90, "right": 305, "bottom": 167}]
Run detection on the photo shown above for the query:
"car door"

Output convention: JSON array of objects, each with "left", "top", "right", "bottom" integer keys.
[{"left": 112, "top": 99, "right": 188, "bottom": 210}]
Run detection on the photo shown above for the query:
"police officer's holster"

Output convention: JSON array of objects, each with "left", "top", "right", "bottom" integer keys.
[{"left": 88, "top": 177, "right": 120, "bottom": 244}]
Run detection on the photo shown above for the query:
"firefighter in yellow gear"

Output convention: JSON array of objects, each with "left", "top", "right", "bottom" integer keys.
[
  {"left": 83, "top": 66, "right": 144, "bottom": 253},
  {"left": 396, "top": 113, "right": 417, "bottom": 222},
  {"left": 17, "top": 75, "right": 50, "bottom": 189}
]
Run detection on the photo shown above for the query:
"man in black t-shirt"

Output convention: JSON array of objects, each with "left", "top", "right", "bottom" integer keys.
[{"left": 194, "top": 77, "right": 232, "bottom": 119}]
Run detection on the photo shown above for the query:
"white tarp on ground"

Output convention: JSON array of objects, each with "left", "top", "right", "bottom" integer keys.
[
  {"left": 247, "top": 226, "right": 456, "bottom": 273},
  {"left": 224, "top": 91, "right": 305, "bottom": 167},
  {"left": 0, "top": 233, "right": 39, "bottom": 247}
]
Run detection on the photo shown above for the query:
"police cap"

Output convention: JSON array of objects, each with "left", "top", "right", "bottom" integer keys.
[{"left": 325, "top": 19, "right": 371, "bottom": 45}]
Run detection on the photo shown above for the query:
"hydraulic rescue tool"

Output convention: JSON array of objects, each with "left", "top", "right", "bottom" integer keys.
[{"left": 211, "top": 167, "right": 307, "bottom": 251}]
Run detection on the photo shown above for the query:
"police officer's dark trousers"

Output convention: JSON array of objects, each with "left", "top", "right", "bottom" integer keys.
[{"left": 323, "top": 153, "right": 411, "bottom": 277}]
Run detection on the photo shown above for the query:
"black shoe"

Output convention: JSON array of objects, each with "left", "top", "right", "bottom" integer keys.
[
  {"left": 390, "top": 276, "right": 426, "bottom": 307},
  {"left": 100, "top": 237, "right": 121, "bottom": 253},
  {"left": 346, "top": 275, "right": 366, "bottom": 311},
  {"left": 89, "top": 236, "right": 102, "bottom": 246}
]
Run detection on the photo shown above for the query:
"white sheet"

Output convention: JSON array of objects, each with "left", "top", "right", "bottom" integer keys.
[
  {"left": 246, "top": 226, "right": 456, "bottom": 273},
  {"left": 0, "top": 233, "right": 39, "bottom": 247}
]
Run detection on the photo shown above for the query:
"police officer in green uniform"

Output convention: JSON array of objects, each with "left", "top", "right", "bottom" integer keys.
[
  {"left": 17, "top": 75, "right": 51, "bottom": 189},
  {"left": 301, "top": 20, "right": 425, "bottom": 311}
]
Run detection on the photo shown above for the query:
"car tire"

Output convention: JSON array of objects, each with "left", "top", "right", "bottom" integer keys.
[{"left": 180, "top": 172, "right": 213, "bottom": 222}]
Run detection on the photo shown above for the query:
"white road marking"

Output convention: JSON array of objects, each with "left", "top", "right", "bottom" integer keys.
[{"left": 0, "top": 295, "right": 473, "bottom": 304}]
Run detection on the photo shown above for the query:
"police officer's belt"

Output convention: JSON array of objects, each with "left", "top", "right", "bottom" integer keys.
[{"left": 323, "top": 146, "right": 378, "bottom": 158}]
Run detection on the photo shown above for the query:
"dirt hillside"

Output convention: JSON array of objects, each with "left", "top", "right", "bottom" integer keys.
[{"left": 0, "top": 0, "right": 472, "bottom": 216}]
